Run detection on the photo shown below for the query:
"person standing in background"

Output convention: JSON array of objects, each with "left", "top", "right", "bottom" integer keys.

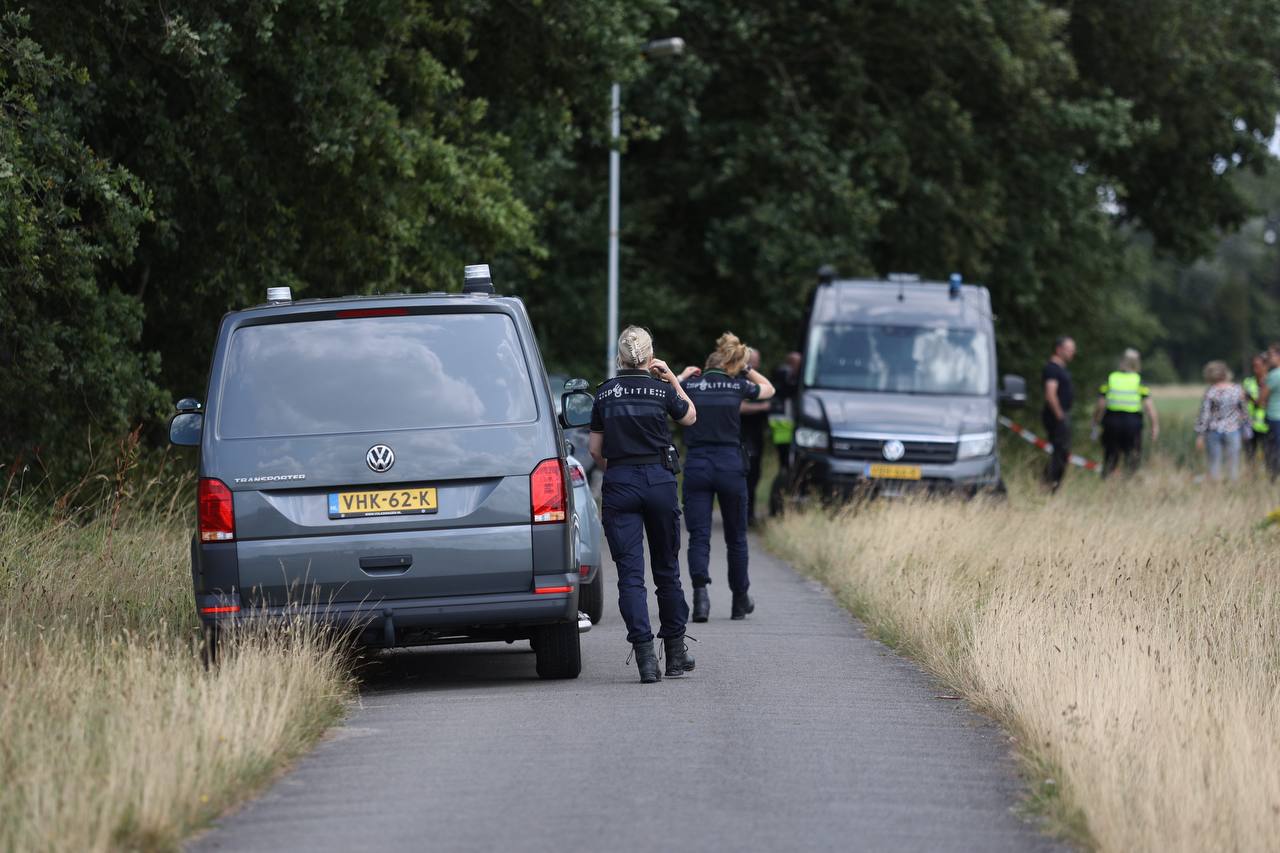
[
  {"left": 1194, "top": 361, "right": 1251, "bottom": 482},
  {"left": 1259, "top": 345, "right": 1280, "bottom": 479},
  {"left": 1243, "top": 353, "right": 1270, "bottom": 464},
  {"left": 765, "top": 352, "right": 802, "bottom": 517},
  {"left": 1041, "top": 336, "right": 1076, "bottom": 492},
  {"left": 738, "top": 348, "right": 769, "bottom": 527},
  {"left": 769, "top": 352, "right": 802, "bottom": 472},
  {"left": 1091, "top": 348, "right": 1159, "bottom": 477}
]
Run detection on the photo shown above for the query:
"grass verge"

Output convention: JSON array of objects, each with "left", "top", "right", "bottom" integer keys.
[
  {"left": 765, "top": 464, "right": 1280, "bottom": 852},
  {"left": 0, "top": 497, "right": 353, "bottom": 851}
]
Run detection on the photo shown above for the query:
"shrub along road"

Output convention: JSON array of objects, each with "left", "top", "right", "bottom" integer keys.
[{"left": 190, "top": 524, "right": 1058, "bottom": 852}]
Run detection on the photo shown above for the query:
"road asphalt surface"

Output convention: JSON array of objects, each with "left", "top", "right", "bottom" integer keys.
[{"left": 191, "top": 521, "right": 1059, "bottom": 853}]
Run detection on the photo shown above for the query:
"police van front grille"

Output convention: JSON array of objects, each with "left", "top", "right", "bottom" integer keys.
[{"left": 830, "top": 437, "right": 958, "bottom": 464}]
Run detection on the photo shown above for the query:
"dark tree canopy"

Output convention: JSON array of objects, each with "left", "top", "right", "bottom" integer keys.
[{"left": 3, "top": 0, "right": 1279, "bottom": 477}]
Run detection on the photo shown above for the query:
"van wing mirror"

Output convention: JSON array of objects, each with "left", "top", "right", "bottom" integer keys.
[
  {"left": 169, "top": 412, "right": 203, "bottom": 446},
  {"left": 999, "top": 374, "right": 1027, "bottom": 407},
  {"left": 560, "top": 389, "right": 594, "bottom": 428}
]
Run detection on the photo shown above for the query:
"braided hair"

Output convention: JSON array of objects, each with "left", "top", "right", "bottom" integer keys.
[{"left": 617, "top": 326, "right": 654, "bottom": 369}]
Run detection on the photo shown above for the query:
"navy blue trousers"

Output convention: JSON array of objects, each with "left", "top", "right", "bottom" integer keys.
[
  {"left": 601, "top": 464, "right": 689, "bottom": 644},
  {"left": 682, "top": 446, "right": 750, "bottom": 593}
]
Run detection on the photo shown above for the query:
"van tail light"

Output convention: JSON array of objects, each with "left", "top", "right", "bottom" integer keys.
[
  {"left": 198, "top": 478, "right": 236, "bottom": 542},
  {"left": 530, "top": 458, "right": 567, "bottom": 524}
]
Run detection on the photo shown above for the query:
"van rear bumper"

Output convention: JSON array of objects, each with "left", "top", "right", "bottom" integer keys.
[{"left": 195, "top": 578, "right": 579, "bottom": 646}]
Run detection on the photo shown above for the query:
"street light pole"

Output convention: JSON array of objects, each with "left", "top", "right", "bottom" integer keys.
[
  {"left": 606, "top": 82, "right": 621, "bottom": 379},
  {"left": 605, "top": 38, "right": 685, "bottom": 380}
]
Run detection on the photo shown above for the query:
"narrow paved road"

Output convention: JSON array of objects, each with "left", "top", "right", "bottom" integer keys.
[{"left": 192, "top": 523, "right": 1057, "bottom": 852}]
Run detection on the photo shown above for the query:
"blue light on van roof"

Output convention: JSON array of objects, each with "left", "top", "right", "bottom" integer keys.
[{"left": 949, "top": 273, "right": 962, "bottom": 299}]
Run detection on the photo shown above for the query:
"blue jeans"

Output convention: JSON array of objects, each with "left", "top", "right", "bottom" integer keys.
[
  {"left": 1205, "top": 430, "right": 1242, "bottom": 481},
  {"left": 601, "top": 463, "right": 688, "bottom": 644},
  {"left": 682, "top": 446, "right": 750, "bottom": 593}
]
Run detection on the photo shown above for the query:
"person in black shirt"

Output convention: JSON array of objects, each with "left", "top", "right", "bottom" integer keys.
[
  {"left": 588, "top": 326, "right": 698, "bottom": 683},
  {"left": 680, "top": 333, "right": 775, "bottom": 622},
  {"left": 1041, "top": 335, "right": 1077, "bottom": 491},
  {"left": 738, "top": 348, "right": 769, "bottom": 526}
]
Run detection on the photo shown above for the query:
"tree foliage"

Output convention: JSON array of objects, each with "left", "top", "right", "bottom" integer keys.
[
  {"left": 2, "top": 0, "right": 1280, "bottom": 474},
  {"left": 0, "top": 12, "right": 156, "bottom": 470}
]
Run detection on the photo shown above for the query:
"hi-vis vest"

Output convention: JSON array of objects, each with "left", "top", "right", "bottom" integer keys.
[
  {"left": 1243, "top": 377, "right": 1270, "bottom": 434},
  {"left": 1100, "top": 371, "right": 1146, "bottom": 414},
  {"left": 769, "top": 400, "right": 795, "bottom": 445}
]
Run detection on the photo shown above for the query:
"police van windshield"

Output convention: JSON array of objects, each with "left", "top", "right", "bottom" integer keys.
[
  {"left": 218, "top": 313, "right": 537, "bottom": 438},
  {"left": 804, "top": 323, "right": 992, "bottom": 395}
]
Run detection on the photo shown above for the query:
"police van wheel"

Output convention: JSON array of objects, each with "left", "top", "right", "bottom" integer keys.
[
  {"left": 534, "top": 623, "right": 581, "bottom": 679},
  {"left": 579, "top": 574, "right": 604, "bottom": 624}
]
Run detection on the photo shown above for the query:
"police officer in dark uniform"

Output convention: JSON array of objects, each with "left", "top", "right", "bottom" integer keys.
[
  {"left": 680, "top": 333, "right": 775, "bottom": 622},
  {"left": 588, "top": 326, "right": 699, "bottom": 684}
]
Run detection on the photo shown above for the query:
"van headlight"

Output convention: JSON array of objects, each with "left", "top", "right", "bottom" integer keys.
[
  {"left": 794, "top": 426, "right": 829, "bottom": 450},
  {"left": 957, "top": 432, "right": 995, "bottom": 460}
]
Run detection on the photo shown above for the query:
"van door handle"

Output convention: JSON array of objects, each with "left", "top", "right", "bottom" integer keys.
[{"left": 359, "top": 555, "right": 413, "bottom": 575}]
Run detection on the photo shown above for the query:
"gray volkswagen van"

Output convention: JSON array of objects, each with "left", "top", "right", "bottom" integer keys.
[
  {"left": 789, "top": 271, "right": 1025, "bottom": 498},
  {"left": 169, "top": 266, "right": 597, "bottom": 678}
]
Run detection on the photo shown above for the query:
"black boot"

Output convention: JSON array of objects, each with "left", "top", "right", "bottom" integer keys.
[
  {"left": 663, "top": 635, "right": 695, "bottom": 677},
  {"left": 731, "top": 591, "right": 755, "bottom": 620},
  {"left": 692, "top": 586, "right": 710, "bottom": 623},
  {"left": 632, "top": 640, "right": 661, "bottom": 684}
]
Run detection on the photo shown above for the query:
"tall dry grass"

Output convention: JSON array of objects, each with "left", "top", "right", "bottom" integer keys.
[
  {"left": 767, "top": 464, "right": 1280, "bottom": 852},
  {"left": 0, "top": 479, "right": 352, "bottom": 851}
]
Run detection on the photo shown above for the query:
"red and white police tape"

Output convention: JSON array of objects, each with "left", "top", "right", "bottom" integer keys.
[{"left": 997, "top": 416, "right": 1100, "bottom": 473}]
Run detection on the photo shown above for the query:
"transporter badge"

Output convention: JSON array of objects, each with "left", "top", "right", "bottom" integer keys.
[{"left": 882, "top": 440, "right": 905, "bottom": 462}]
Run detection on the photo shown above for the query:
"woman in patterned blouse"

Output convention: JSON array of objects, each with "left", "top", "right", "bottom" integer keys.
[{"left": 1194, "top": 360, "right": 1252, "bottom": 481}]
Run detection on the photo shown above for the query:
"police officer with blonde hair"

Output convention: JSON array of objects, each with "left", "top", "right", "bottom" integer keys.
[
  {"left": 588, "top": 326, "right": 698, "bottom": 683},
  {"left": 1091, "top": 347, "right": 1158, "bottom": 477},
  {"left": 679, "top": 332, "right": 774, "bottom": 621}
]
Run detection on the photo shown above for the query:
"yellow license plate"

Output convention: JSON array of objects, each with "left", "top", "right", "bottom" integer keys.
[
  {"left": 328, "top": 487, "right": 438, "bottom": 518},
  {"left": 866, "top": 464, "right": 922, "bottom": 481}
]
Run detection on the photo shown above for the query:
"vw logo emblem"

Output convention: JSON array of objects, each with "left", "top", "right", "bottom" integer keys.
[
  {"left": 882, "top": 440, "right": 905, "bottom": 462},
  {"left": 366, "top": 444, "right": 395, "bottom": 473}
]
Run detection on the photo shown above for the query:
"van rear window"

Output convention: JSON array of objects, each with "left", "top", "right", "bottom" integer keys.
[{"left": 217, "top": 313, "right": 538, "bottom": 438}]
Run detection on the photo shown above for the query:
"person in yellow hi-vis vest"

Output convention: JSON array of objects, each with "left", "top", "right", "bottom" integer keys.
[
  {"left": 1091, "top": 348, "right": 1159, "bottom": 478},
  {"left": 1243, "top": 353, "right": 1271, "bottom": 463}
]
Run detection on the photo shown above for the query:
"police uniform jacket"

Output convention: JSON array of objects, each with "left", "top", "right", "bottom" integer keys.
[
  {"left": 590, "top": 369, "right": 689, "bottom": 461},
  {"left": 680, "top": 370, "right": 761, "bottom": 447}
]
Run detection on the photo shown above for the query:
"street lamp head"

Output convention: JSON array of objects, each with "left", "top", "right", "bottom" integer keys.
[{"left": 643, "top": 37, "right": 686, "bottom": 59}]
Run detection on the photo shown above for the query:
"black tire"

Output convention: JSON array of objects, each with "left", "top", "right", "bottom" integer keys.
[
  {"left": 534, "top": 622, "right": 581, "bottom": 679},
  {"left": 579, "top": 573, "right": 604, "bottom": 624}
]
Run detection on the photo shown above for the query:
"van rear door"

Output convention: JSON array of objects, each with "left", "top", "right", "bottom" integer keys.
[{"left": 203, "top": 307, "right": 555, "bottom": 606}]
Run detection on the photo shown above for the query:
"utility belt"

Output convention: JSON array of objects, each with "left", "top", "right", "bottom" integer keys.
[{"left": 609, "top": 445, "right": 681, "bottom": 473}]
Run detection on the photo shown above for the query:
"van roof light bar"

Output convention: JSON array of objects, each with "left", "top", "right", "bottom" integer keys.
[
  {"left": 463, "top": 264, "right": 495, "bottom": 295},
  {"left": 886, "top": 273, "right": 920, "bottom": 283},
  {"left": 949, "top": 272, "right": 963, "bottom": 299},
  {"left": 266, "top": 286, "right": 293, "bottom": 303}
]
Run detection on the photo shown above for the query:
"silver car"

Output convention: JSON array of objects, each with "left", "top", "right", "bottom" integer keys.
[{"left": 567, "top": 453, "right": 604, "bottom": 624}]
